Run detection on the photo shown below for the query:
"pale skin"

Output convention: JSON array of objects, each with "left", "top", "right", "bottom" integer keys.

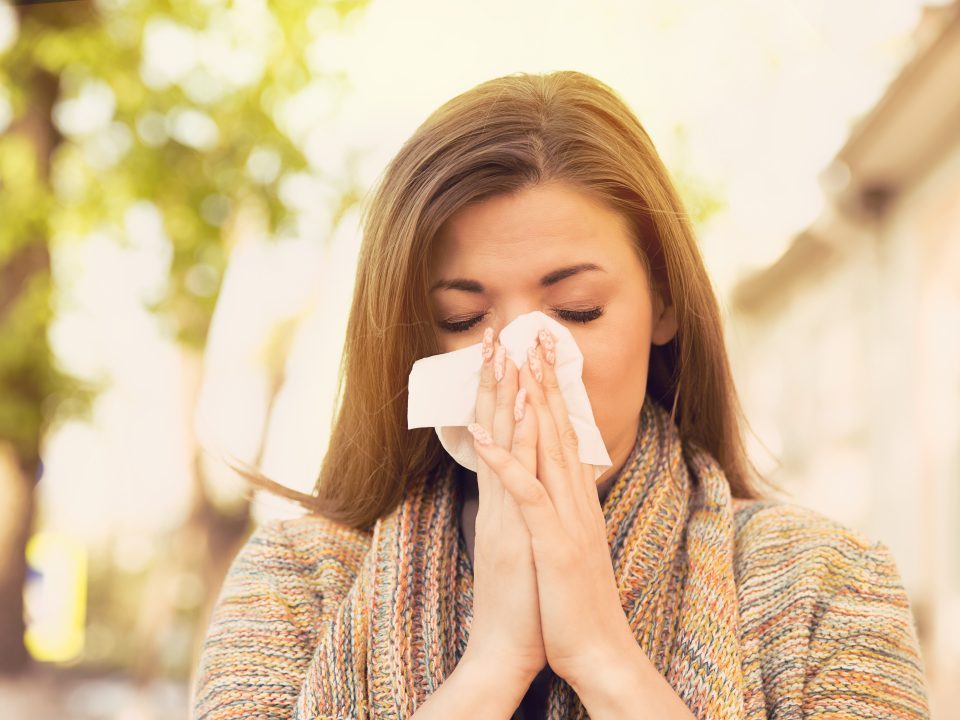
[{"left": 418, "top": 180, "right": 697, "bottom": 719}]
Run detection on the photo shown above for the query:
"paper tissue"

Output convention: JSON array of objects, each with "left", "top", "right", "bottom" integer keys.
[{"left": 407, "top": 310, "right": 612, "bottom": 480}]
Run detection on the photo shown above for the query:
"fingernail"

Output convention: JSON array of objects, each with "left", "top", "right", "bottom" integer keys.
[
  {"left": 467, "top": 422, "right": 492, "bottom": 446},
  {"left": 527, "top": 345, "right": 542, "bottom": 383},
  {"left": 494, "top": 345, "right": 505, "bottom": 382},
  {"left": 481, "top": 327, "right": 494, "bottom": 363},
  {"left": 514, "top": 387, "right": 527, "bottom": 421},
  {"left": 538, "top": 329, "right": 555, "bottom": 352},
  {"left": 538, "top": 329, "right": 556, "bottom": 366}
]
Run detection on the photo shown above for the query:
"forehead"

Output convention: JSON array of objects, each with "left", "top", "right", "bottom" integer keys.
[{"left": 431, "top": 182, "right": 634, "bottom": 272}]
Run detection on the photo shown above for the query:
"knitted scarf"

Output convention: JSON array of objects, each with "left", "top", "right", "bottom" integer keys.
[{"left": 296, "top": 395, "right": 757, "bottom": 719}]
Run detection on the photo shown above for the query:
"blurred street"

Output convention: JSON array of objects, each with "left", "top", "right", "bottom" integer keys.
[{"left": 0, "top": 666, "right": 188, "bottom": 720}]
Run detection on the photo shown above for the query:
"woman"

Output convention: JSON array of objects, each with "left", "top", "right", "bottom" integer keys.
[{"left": 191, "top": 71, "right": 930, "bottom": 720}]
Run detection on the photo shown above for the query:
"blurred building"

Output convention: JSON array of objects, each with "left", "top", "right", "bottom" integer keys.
[{"left": 728, "top": 3, "right": 960, "bottom": 714}]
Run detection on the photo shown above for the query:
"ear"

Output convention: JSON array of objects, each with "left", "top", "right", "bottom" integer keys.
[{"left": 651, "top": 291, "right": 678, "bottom": 346}]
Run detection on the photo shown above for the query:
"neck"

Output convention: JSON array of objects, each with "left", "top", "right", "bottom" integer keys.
[
  {"left": 596, "top": 473, "right": 617, "bottom": 506},
  {"left": 595, "top": 413, "right": 644, "bottom": 506},
  {"left": 596, "top": 450, "right": 634, "bottom": 506}
]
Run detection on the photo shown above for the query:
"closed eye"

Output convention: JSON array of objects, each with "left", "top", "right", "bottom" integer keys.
[{"left": 437, "top": 306, "right": 604, "bottom": 333}]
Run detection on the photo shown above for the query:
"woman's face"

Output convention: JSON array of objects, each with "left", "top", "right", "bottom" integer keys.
[{"left": 428, "top": 180, "right": 678, "bottom": 492}]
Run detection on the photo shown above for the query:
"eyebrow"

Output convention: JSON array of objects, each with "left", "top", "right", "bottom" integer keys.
[{"left": 430, "top": 262, "right": 606, "bottom": 293}]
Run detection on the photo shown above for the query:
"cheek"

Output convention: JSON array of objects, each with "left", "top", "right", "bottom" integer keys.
[
  {"left": 434, "top": 332, "right": 470, "bottom": 354},
  {"left": 579, "top": 319, "right": 651, "bottom": 418}
]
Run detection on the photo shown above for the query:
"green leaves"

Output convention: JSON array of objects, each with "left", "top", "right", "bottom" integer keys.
[{"left": 0, "top": 0, "right": 369, "bottom": 464}]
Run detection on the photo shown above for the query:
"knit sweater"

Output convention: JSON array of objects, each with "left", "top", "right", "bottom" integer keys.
[{"left": 192, "top": 497, "right": 930, "bottom": 719}]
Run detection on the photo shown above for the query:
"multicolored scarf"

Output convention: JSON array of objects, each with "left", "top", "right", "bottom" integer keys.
[{"left": 295, "top": 395, "right": 756, "bottom": 719}]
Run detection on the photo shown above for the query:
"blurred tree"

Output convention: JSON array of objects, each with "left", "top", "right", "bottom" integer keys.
[
  {"left": 0, "top": 0, "right": 369, "bottom": 678},
  {"left": 0, "top": 0, "right": 99, "bottom": 676}
]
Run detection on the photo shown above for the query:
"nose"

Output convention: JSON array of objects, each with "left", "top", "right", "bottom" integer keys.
[{"left": 490, "top": 302, "right": 544, "bottom": 340}]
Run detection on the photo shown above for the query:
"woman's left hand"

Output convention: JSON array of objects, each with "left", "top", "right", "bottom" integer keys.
[{"left": 466, "top": 328, "right": 640, "bottom": 688}]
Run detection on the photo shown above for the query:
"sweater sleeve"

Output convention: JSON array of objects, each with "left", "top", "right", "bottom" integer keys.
[
  {"left": 191, "top": 519, "right": 325, "bottom": 720},
  {"left": 802, "top": 539, "right": 931, "bottom": 719}
]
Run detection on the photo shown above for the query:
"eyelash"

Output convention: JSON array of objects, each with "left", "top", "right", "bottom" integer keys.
[{"left": 438, "top": 307, "right": 604, "bottom": 334}]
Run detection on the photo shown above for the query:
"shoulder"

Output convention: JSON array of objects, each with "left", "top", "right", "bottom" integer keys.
[
  {"left": 729, "top": 499, "right": 930, "bottom": 717},
  {"left": 732, "top": 495, "right": 868, "bottom": 541},
  {"left": 730, "top": 496, "right": 896, "bottom": 582},
  {"left": 258, "top": 512, "right": 373, "bottom": 573},
  {"left": 193, "top": 515, "right": 373, "bottom": 718},
  {"left": 734, "top": 499, "right": 887, "bottom": 570},
  {"left": 266, "top": 512, "right": 374, "bottom": 569},
  {"left": 728, "top": 497, "right": 914, "bottom": 636},
  {"left": 221, "top": 513, "right": 373, "bottom": 616}
]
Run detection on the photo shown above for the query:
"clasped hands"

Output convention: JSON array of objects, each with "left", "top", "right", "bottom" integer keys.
[{"left": 464, "top": 326, "right": 639, "bottom": 691}]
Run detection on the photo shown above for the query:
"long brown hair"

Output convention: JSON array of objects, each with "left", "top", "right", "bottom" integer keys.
[{"left": 226, "top": 70, "right": 772, "bottom": 531}]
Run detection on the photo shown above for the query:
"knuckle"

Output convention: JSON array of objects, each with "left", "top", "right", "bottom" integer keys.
[
  {"left": 542, "top": 372, "right": 561, "bottom": 392},
  {"left": 512, "top": 427, "right": 536, "bottom": 450},
  {"left": 480, "top": 449, "right": 502, "bottom": 469},
  {"left": 517, "top": 480, "right": 547, "bottom": 506},
  {"left": 478, "top": 373, "right": 498, "bottom": 391},
  {"left": 512, "top": 437, "right": 528, "bottom": 457},
  {"left": 528, "top": 388, "right": 548, "bottom": 408},
  {"left": 495, "top": 388, "right": 514, "bottom": 408},
  {"left": 547, "top": 442, "right": 567, "bottom": 468},
  {"left": 561, "top": 425, "right": 580, "bottom": 450}
]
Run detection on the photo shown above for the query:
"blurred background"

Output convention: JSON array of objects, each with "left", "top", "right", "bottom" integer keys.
[{"left": 0, "top": 0, "right": 957, "bottom": 717}]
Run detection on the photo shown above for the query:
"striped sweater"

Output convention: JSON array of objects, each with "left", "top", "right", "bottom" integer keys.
[{"left": 191, "top": 497, "right": 930, "bottom": 719}]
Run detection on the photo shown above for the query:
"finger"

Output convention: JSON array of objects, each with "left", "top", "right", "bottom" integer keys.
[
  {"left": 492, "top": 343, "right": 518, "bottom": 449},
  {"left": 474, "top": 326, "right": 500, "bottom": 516},
  {"left": 467, "top": 423, "right": 566, "bottom": 558},
  {"left": 521, "top": 339, "right": 583, "bottom": 531},
  {"left": 492, "top": 346, "right": 534, "bottom": 537},
  {"left": 511, "top": 386, "right": 537, "bottom": 477},
  {"left": 535, "top": 329, "right": 593, "bottom": 510}
]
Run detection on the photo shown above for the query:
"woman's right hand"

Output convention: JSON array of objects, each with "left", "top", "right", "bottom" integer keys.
[{"left": 460, "top": 326, "right": 546, "bottom": 686}]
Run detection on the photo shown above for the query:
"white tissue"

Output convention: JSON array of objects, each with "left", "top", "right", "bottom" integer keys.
[{"left": 407, "top": 310, "right": 613, "bottom": 480}]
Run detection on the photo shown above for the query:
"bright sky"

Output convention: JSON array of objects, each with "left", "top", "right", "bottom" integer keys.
[
  {"left": 323, "top": 0, "right": 936, "bottom": 288},
  {"left": 21, "top": 0, "right": 949, "bottom": 540}
]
